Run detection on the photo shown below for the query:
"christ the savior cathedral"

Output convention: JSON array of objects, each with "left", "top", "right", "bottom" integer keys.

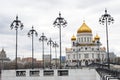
[{"left": 66, "top": 21, "right": 106, "bottom": 66}]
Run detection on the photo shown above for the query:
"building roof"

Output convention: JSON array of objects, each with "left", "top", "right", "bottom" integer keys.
[
  {"left": 71, "top": 34, "right": 76, "bottom": 41},
  {"left": 77, "top": 22, "right": 92, "bottom": 33},
  {"left": 94, "top": 34, "right": 100, "bottom": 40}
]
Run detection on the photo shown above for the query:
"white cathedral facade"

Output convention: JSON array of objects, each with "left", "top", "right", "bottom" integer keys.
[{"left": 66, "top": 22, "right": 106, "bottom": 66}]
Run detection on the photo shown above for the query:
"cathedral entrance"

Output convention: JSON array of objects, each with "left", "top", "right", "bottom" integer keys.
[{"left": 85, "top": 60, "right": 88, "bottom": 66}]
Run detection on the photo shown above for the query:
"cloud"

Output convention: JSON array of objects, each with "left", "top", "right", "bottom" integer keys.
[{"left": 0, "top": 0, "right": 120, "bottom": 60}]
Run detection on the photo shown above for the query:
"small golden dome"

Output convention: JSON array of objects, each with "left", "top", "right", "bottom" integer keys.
[
  {"left": 94, "top": 34, "right": 100, "bottom": 40},
  {"left": 77, "top": 22, "right": 92, "bottom": 33},
  {"left": 71, "top": 35, "right": 76, "bottom": 41},
  {"left": 92, "top": 39, "right": 95, "bottom": 43}
]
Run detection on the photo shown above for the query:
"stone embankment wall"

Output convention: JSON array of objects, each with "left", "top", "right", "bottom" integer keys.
[{"left": 1, "top": 68, "right": 97, "bottom": 80}]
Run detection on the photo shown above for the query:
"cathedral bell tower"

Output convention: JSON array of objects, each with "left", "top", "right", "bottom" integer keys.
[{"left": 71, "top": 34, "right": 76, "bottom": 47}]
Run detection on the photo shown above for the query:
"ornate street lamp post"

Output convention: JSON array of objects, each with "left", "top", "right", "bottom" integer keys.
[
  {"left": 28, "top": 26, "right": 38, "bottom": 69},
  {"left": 99, "top": 9, "right": 114, "bottom": 69},
  {"left": 39, "top": 33, "right": 47, "bottom": 69},
  {"left": 47, "top": 38, "right": 54, "bottom": 68},
  {"left": 53, "top": 41, "right": 59, "bottom": 68},
  {"left": 53, "top": 12, "right": 67, "bottom": 69},
  {"left": 10, "top": 16, "right": 23, "bottom": 69}
]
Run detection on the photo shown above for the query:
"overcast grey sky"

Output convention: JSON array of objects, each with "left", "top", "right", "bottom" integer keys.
[{"left": 0, "top": 0, "right": 120, "bottom": 60}]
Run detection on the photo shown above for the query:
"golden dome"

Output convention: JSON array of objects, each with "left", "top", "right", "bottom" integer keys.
[
  {"left": 94, "top": 34, "right": 100, "bottom": 40},
  {"left": 71, "top": 35, "right": 76, "bottom": 41},
  {"left": 77, "top": 22, "right": 92, "bottom": 33},
  {"left": 92, "top": 39, "right": 95, "bottom": 43}
]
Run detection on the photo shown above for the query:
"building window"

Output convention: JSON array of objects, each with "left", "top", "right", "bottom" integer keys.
[
  {"left": 84, "top": 54, "right": 89, "bottom": 58},
  {"left": 90, "top": 37, "right": 92, "bottom": 42},
  {"left": 79, "top": 49, "right": 81, "bottom": 51},
  {"left": 79, "top": 54, "right": 81, "bottom": 59},
  {"left": 81, "top": 47, "right": 83, "bottom": 49},
  {"left": 81, "top": 37, "right": 83, "bottom": 42},
  {"left": 73, "top": 54, "right": 75, "bottom": 59},
  {"left": 97, "top": 48, "right": 99, "bottom": 51},
  {"left": 89, "top": 47, "right": 91, "bottom": 49},
  {"left": 68, "top": 55, "right": 70, "bottom": 59},
  {"left": 92, "top": 48, "right": 94, "bottom": 51},
  {"left": 73, "top": 49, "right": 75, "bottom": 52},
  {"left": 84, "top": 37, "right": 86, "bottom": 42},
  {"left": 92, "top": 54, "right": 94, "bottom": 58},
  {"left": 87, "top": 37, "right": 89, "bottom": 42},
  {"left": 102, "top": 54, "right": 104, "bottom": 59},
  {"left": 98, "top": 54, "right": 100, "bottom": 58},
  {"left": 73, "top": 42, "right": 75, "bottom": 46}
]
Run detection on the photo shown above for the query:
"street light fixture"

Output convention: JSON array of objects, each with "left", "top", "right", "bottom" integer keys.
[
  {"left": 53, "top": 12, "right": 67, "bottom": 69},
  {"left": 39, "top": 33, "right": 47, "bottom": 69},
  {"left": 47, "top": 38, "right": 54, "bottom": 68},
  {"left": 28, "top": 26, "right": 38, "bottom": 69},
  {"left": 99, "top": 9, "right": 114, "bottom": 69},
  {"left": 10, "top": 15, "right": 23, "bottom": 69},
  {"left": 53, "top": 41, "right": 59, "bottom": 68}
]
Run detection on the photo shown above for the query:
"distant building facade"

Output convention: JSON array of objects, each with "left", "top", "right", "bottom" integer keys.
[
  {"left": 61, "top": 56, "right": 66, "bottom": 63},
  {"left": 66, "top": 22, "right": 106, "bottom": 66},
  {"left": 44, "top": 54, "right": 51, "bottom": 67},
  {"left": 0, "top": 48, "right": 10, "bottom": 69},
  {"left": 22, "top": 57, "right": 36, "bottom": 63},
  {"left": 0, "top": 48, "right": 10, "bottom": 62},
  {"left": 108, "top": 52, "right": 116, "bottom": 63}
]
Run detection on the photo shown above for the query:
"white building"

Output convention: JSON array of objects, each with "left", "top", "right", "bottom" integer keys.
[
  {"left": 0, "top": 48, "right": 10, "bottom": 62},
  {"left": 109, "top": 52, "right": 116, "bottom": 63},
  {"left": 66, "top": 22, "right": 106, "bottom": 66},
  {"left": 44, "top": 54, "right": 51, "bottom": 62},
  {"left": 0, "top": 48, "right": 10, "bottom": 70},
  {"left": 44, "top": 54, "right": 51, "bottom": 67}
]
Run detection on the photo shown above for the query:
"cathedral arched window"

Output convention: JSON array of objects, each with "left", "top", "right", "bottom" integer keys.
[
  {"left": 73, "top": 42, "right": 75, "bottom": 46},
  {"left": 92, "top": 48, "right": 94, "bottom": 51},
  {"left": 84, "top": 37, "right": 86, "bottom": 42},
  {"left": 92, "top": 53, "right": 94, "bottom": 58},
  {"left": 73, "top": 54, "right": 75, "bottom": 59},
  {"left": 79, "top": 54, "right": 81, "bottom": 58},
  {"left": 73, "top": 49, "right": 75, "bottom": 52},
  {"left": 81, "top": 37, "right": 83, "bottom": 42},
  {"left": 98, "top": 54, "right": 100, "bottom": 59},
  {"left": 96, "top": 48, "right": 99, "bottom": 51},
  {"left": 79, "top": 38, "right": 80, "bottom": 42},
  {"left": 87, "top": 37, "right": 89, "bottom": 42},
  {"left": 68, "top": 55, "right": 70, "bottom": 59},
  {"left": 102, "top": 54, "right": 104, "bottom": 59},
  {"left": 81, "top": 47, "right": 83, "bottom": 50},
  {"left": 84, "top": 54, "right": 89, "bottom": 58},
  {"left": 79, "top": 49, "right": 81, "bottom": 51}
]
